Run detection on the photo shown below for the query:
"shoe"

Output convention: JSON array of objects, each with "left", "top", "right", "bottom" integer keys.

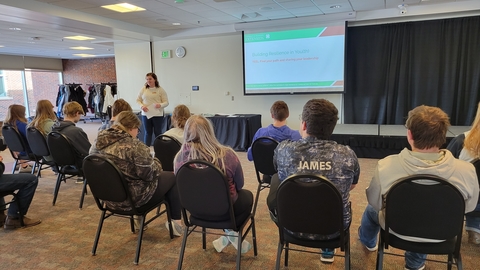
[
  {"left": 213, "top": 236, "right": 230, "bottom": 252},
  {"left": 4, "top": 215, "right": 41, "bottom": 229},
  {"left": 165, "top": 220, "right": 183, "bottom": 237},
  {"left": 226, "top": 230, "right": 252, "bottom": 254},
  {"left": 320, "top": 248, "right": 336, "bottom": 263},
  {"left": 133, "top": 217, "right": 148, "bottom": 232},
  {"left": 404, "top": 264, "right": 425, "bottom": 270},
  {"left": 19, "top": 165, "right": 33, "bottom": 173},
  {"left": 75, "top": 177, "right": 84, "bottom": 184},
  {"left": 468, "top": 231, "right": 480, "bottom": 245},
  {"left": 358, "top": 226, "right": 378, "bottom": 251}
]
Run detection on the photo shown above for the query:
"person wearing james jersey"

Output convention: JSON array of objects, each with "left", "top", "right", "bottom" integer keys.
[{"left": 266, "top": 98, "right": 360, "bottom": 264}]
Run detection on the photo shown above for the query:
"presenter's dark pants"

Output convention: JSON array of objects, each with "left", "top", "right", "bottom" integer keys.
[{"left": 142, "top": 115, "right": 164, "bottom": 146}]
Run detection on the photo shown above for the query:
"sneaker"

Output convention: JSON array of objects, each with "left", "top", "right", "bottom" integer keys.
[
  {"left": 468, "top": 231, "right": 480, "bottom": 245},
  {"left": 358, "top": 226, "right": 378, "bottom": 251},
  {"left": 19, "top": 165, "right": 33, "bottom": 173},
  {"left": 133, "top": 217, "right": 148, "bottom": 232},
  {"left": 75, "top": 177, "right": 84, "bottom": 184},
  {"left": 165, "top": 220, "right": 183, "bottom": 237},
  {"left": 320, "top": 248, "right": 336, "bottom": 263},
  {"left": 212, "top": 236, "right": 230, "bottom": 252},
  {"left": 226, "top": 230, "right": 252, "bottom": 254},
  {"left": 404, "top": 264, "right": 425, "bottom": 270},
  {"left": 4, "top": 215, "right": 41, "bottom": 229}
]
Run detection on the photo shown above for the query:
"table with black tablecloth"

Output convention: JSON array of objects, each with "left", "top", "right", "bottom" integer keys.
[{"left": 206, "top": 114, "right": 262, "bottom": 151}]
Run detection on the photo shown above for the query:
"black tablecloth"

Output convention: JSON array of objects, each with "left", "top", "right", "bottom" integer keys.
[
  {"left": 330, "top": 134, "right": 454, "bottom": 159},
  {"left": 206, "top": 114, "right": 262, "bottom": 151}
]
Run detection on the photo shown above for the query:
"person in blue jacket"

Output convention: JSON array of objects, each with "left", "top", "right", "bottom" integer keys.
[{"left": 246, "top": 100, "right": 301, "bottom": 161}]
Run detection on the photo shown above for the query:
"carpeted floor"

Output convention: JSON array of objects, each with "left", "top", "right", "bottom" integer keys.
[{"left": 0, "top": 121, "right": 478, "bottom": 269}]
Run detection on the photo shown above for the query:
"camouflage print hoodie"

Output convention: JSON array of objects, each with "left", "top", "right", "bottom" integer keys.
[{"left": 89, "top": 128, "right": 161, "bottom": 211}]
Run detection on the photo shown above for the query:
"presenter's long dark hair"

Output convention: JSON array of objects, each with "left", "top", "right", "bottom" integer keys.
[{"left": 145, "top": 72, "right": 159, "bottom": 88}]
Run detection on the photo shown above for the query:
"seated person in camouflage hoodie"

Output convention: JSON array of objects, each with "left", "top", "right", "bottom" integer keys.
[
  {"left": 267, "top": 99, "right": 360, "bottom": 264},
  {"left": 89, "top": 111, "right": 183, "bottom": 236}
]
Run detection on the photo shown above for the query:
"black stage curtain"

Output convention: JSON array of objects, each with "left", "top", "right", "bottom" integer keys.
[{"left": 345, "top": 16, "right": 480, "bottom": 125}]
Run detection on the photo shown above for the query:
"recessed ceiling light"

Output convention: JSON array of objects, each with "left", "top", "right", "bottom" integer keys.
[
  {"left": 0, "top": 45, "right": 4, "bottom": 48},
  {"left": 9, "top": 27, "right": 21, "bottom": 31},
  {"left": 70, "top": 46, "right": 94, "bottom": 50},
  {"left": 172, "top": 23, "right": 181, "bottom": 25},
  {"left": 64, "top": 36, "right": 96, "bottom": 41},
  {"left": 73, "top": 53, "right": 96, "bottom": 57},
  {"left": 330, "top": 5, "right": 341, "bottom": 8},
  {"left": 101, "top": 3, "right": 145, "bottom": 13}
]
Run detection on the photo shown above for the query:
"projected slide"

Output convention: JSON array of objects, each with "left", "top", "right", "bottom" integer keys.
[{"left": 243, "top": 26, "right": 345, "bottom": 95}]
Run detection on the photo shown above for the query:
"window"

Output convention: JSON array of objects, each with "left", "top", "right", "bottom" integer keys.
[{"left": 0, "top": 70, "right": 5, "bottom": 97}]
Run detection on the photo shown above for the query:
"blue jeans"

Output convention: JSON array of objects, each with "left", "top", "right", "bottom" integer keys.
[
  {"left": 466, "top": 203, "right": 480, "bottom": 233},
  {"left": 141, "top": 115, "right": 164, "bottom": 146},
  {"left": 0, "top": 173, "right": 38, "bottom": 217},
  {"left": 360, "top": 204, "right": 427, "bottom": 269}
]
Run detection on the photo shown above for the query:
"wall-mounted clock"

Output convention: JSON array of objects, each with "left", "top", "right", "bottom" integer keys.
[{"left": 175, "top": 46, "right": 186, "bottom": 58}]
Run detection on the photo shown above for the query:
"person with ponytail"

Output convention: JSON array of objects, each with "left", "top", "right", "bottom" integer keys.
[
  {"left": 447, "top": 102, "right": 480, "bottom": 245},
  {"left": 162, "top": 104, "right": 190, "bottom": 144}
]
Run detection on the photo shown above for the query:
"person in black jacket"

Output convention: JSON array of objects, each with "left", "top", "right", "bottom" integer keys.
[{"left": 0, "top": 155, "right": 41, "bottom": 229}]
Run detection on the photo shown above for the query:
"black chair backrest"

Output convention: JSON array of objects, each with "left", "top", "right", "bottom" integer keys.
[
  {"left": 83, "top": 154, "right": 133, "bottom": 210},
  {"left": 47, "top": 131, "right": 78, "bottom": 167},
  {"left": 251, "top": 136, "right": 279, "bottom": 176},
  {"left": 276, "top": 174, "right": 344, "bottom": 236},
  {"left": 2, "top": 125, "right": 29, "bottom": 154},
  {"left": 385, "top": 174, "right": 465, "bottom": 240},
  {"left": 176, "top": 159, "right": 235, "bottom": 225},
  {"left": 26, "top": 127, "right": 50, "bottom": 157},
  {"left": 153, "top": 134, "right": 181, "bottom": 171}
]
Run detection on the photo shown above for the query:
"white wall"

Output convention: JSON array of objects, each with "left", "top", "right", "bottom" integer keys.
[
  {"left": 151, "top": 33, "right": 343, "bottom": 128},
  {"left": 114, "top": 42, "right": 152, "bottom": 110}
]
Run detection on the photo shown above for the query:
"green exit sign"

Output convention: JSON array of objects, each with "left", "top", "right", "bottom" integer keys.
[{"left": 161, "top": 50, "right": 171, "bottom": 59}]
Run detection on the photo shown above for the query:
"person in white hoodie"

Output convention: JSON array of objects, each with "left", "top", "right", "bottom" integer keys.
[{"left": 358, "top": 105, "right": 479, "bottom": 270}]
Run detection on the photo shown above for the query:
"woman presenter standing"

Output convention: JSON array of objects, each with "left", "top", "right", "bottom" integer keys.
[{"left": 137, "top": 72, "right": 169, "bottom": 146}]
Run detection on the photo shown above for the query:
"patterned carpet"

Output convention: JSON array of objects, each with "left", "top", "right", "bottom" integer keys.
[{"left": 0, "top": 121, "right": 478, "bottom": 269}]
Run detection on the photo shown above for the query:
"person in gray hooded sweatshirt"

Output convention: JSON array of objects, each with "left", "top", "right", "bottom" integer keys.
[{"left": 52, "top": 101, "right": 91, "bottom": 166}]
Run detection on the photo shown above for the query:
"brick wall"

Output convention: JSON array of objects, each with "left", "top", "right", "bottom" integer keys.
[{"left": 62, "top": 57, "right": 116, "bottom": 86}]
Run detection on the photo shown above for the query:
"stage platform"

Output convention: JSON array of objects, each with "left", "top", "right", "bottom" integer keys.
[{"left": 331, "top": 124, "right": 469, "bottom": 159}]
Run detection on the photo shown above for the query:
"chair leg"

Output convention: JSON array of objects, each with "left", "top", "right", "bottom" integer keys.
[
  {"left": 134, "top": 215, "right": 146, "bottom": 265},
  {"left": 275, "top": 242, "right": 283, "bottom": 270},
  {"left": 456, "top": 253, "right": 463, "bottom": 270},
  {"left": 202, "top": 227, "right": 206, "bottom": 250},
  {"left": 11, "top": 160, "right": 18, "bottom": 174},
  {"left": 285, "top": 242, "right": 289, "bottom": 267},
  {"left": 177, "top": 226, "right": 189, "bottom": 270},
  {"left": 345, "top": 237, "right": 351, "bottom": 270},
  {"left": 375, "top": 242, "right": 384, "bottom": 270},
  {"left": 236, "top": 228, "right": 242, "bottom": 270},
  {"left": 92, "top": 211, "right": 106, "bottom": 256},
  {"left": 79, "top": 177, "right": 87, "bottom": 209},
  {"left": 252, "top": 183, "right": 262, "bottom": 216},
  {"left": 251, "top": 217, "right": 258, "bottom": 256},
  {"left": 52, "top": 173, "right": 63, "bottom": 205}
]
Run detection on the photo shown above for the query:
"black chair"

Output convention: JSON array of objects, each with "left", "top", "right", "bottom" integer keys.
[
  {"left": 46, "top": 131, "right": 87, "bottom": 209},
  {"left": 465, "top": 159, "right": 480, "bottom": 218},
  {"left": 251, "top": 136, "right": 279, "bottom": 216},
  {"left": 376, "top": 174, "right": 465, "bottom": 270},
  {"left": 176, "top": 160, "right": 257, "bottom": 270},
  {"left": 0, "top": 190, "right": 24, "bottom": 227},
  {"left": 26, "top": 126, "right": 58, "bottom": 178},
  {"left": 153, "top": 134, "right": 181, "bottom": 171},
  {"left": 83, "top": 154, "right": 174, "bottom": 265},
  {"left": 275, "top": 174, "right": 350, "bottom": 269},
  {"left": 2, "top": 125, "right": 38, "bottom": 174}
]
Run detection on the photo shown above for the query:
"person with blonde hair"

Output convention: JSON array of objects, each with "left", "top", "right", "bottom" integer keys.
[
  {"left": 52, "top": 101, "right": 91, "bottom": 164},
  {"left": 173, "top": 115, "right": 253, "bottom": 254},
  {"left": 90, "top": 111, "right": 183, "bottom": 235},
  {"left": 4, "top": 104, "right": 33, "bottom": 173},
  {"left": 29, "top": 100, "right": 57, "bottom": 135},
  {"left": 98, "top": 98, "right": 132, "bottom": 131},
  {"left": 28, "top": 100, "right": 57, "bottom": 162},
  {"left": 162, "top": 104, "right": 190, "bottom": 144},
  {"left": 447, "top": 101, "right": 480, "bottom": 244}
]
